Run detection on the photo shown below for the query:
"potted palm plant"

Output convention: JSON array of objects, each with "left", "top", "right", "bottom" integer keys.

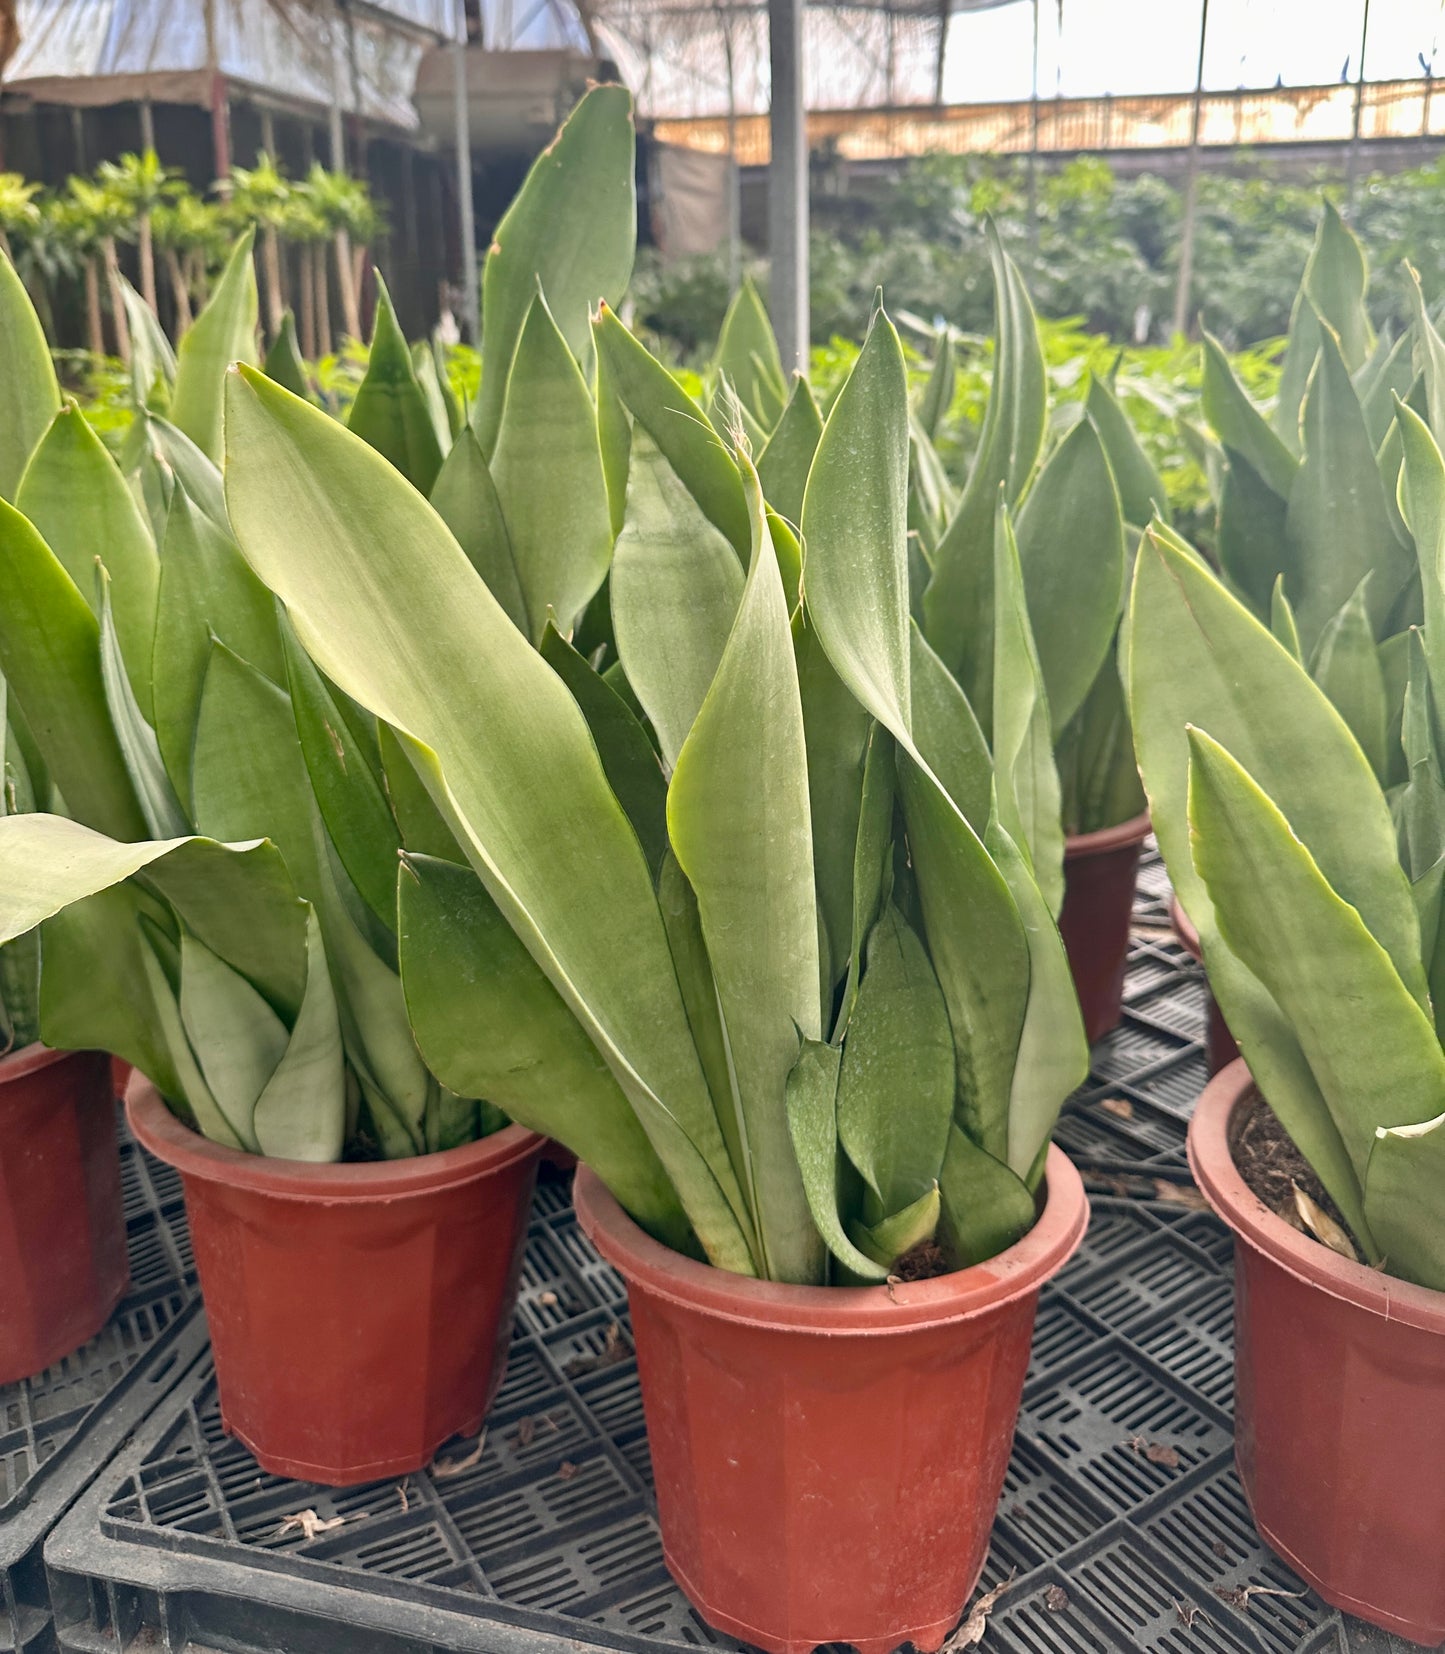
[
  {"left": 0, "top": 239, "right": 540, "bottom": 1484},
  {"left": 1127, "top": 354, "right": 1445, "bottom": 1638},
  {"left": 204, "top": 86, "right": 1091, "bottom": 1654}
]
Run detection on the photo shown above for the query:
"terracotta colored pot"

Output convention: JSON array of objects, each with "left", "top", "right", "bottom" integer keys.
[
  {"left": 1190, "top": 1061, "right": 1445, "bottom": 1644},
  {"left": 1059, "top": 811, "right": 1151, "bottom": 1043},
  {"left": 1168, "top": 897, "right": 1239, "bottom": 1076},
  {"left": 126, "top": 1077, "right": 544, "bottom": 1486},
  {"left": 110, "top": 1056, "right": 132, "bottom": 1098},
  {"left": 575, "top": 1148, "right": 1089, "bottom": 1654},
  {"left": 0, "top": 1045, "right": 127, "bottom": 1384}
]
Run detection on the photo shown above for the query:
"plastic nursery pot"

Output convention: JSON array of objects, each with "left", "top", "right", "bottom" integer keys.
[
  {"left": 1058, "top": 811, "right": 1151, "bottom": 1044},
  {"left": 1167, "top": 897, "right": 1240, "bottom": 1076},
  {"left": 0, "top": 1045, "right": 128, "bottom": 1385},
  {"left": 1190, "top": 1061, "right": 1445, "bottom": 1645},
  {"left": 575, "top": 1150, "right": 1088, "bottom": 1654},
  {"left": 126, "top": 1076, "right": 545, "bottom": 1486}
]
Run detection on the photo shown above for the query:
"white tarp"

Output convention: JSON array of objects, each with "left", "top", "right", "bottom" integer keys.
[{"left": 6, "top": 0, "right": 451, "bottom": 128}]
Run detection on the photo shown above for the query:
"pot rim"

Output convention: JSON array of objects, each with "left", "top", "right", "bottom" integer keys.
[
  {"left": 1064, "top": 810, "right": 1151, "bottom": 862},
  {"left": 1168, "top": 894, "right": 1201, "bottom": 961},
  {"left": 126, "top": 1073, "right": 544, "bottom": 1202},
  {"left": 0, "top": 1042, "right": 99, "bottom": 1084},
  {"left": 574, "top": 1144, "right": 1088, "bottom": 1335},
  {"left": 1188, "top": 1058, "right": 1445, "bottom": 1331}
]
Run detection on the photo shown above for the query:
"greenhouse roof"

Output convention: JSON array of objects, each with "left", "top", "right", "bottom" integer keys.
[{"left": 4, "top": 0, "right": 461, "bottom": 129}]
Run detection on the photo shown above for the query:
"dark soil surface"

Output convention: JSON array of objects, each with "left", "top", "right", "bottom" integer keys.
[{"left": 1228, "top": 1087, "right": 1353, "bottom": 1241}]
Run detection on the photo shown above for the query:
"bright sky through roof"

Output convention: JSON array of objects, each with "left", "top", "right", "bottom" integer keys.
[{"left": 945, "top": 0, "right": 1445, "bottom": 103}]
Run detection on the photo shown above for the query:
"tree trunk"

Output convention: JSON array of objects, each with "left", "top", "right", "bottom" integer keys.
[
  {"left": 351, "top": 242, "right": 367, "bottom": 333},
  {"left": 334, "top": 227, "right": 359, "bottom": 341},
  {"left": 138, "top": 209, "right": 158, "bottom": 313},
  {"left": 186, "top": 247, "right": 210, "bottom": 311},
  {"left": 262, "top": 223, "right": 284, "bottom": 339},
  {"left": 84, "top": 257, "right": 104, "bottom": 356},
  {"left": 298, "top": 242, "right": 316, "bottom": 360},
  {"left": 102, "top": 236, "right": 130, "bottom": 363},
  {"left": 315, "top": 241, "right": 332, "bottom": 356},
  {"left": 164, "top": 246, "right": 193, "bottom": 334}
]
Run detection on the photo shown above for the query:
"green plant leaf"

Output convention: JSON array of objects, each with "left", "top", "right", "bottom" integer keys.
[
  {"left": 1086, "top": 374, "right": 1169, "bottom": 528},
  {"left": 836, "top": 723, "right": 897, "bottom": 1038},
  {"left": 1363, "top": 1112, "right": 1445, "bottom": 1290},
  {"left": 896, "top": 750, "right": 1029, "bottom": 1163},
  {"left": 922, "top": 222, "right": 1047, "bottom": 718},
  {"left": 1269, "top": 574, "right": 1302, "bottom": 659},
  {"left": 398, "top": 849, "right": 689, "bottom": 1241},
  {"left": 281, "top": 622, "right": 401, "bottom": 929},
  {"left": 490, "top": 293, "right": 614, "bottom": 643},
  {"left": 347, "top": 276, "right": 444, "bottom": 493},
  {"left": 1015, "top": 415, "right": 1125, "bottom": 737},
  {"left": 1217, "top": 447, "right": 1290, "bottom": 618},
  {"left": 151, "top": 486, "right": 283, "bottom": 806},
  {"left": 17, "top": 405, "right": 160, "bottom": 717},
  {"left": 757, "top": 375, "right": 822, "bottom": 526},
  {"left": 593, "top": 305, "right": 750, "bottom": 554},
  {"left": 170, "top": 228, "right": 258, "bottom": 462},
  {"left": 1395, "top": 397, "right": 1445, "bottom": 706},
  {"left": 784, "top": 1037, "right": 888, "bottom": 1281},
  {"left": 836, "top": 902, "right": 953, "bottom": 1216},
  {"left": 539, "top": 622, "right": 667, "bottom": 877},
  {"left": 251, "top": 909, "right": 346, "bottom": 1160},
  {"left": 474, "top": 85, "right": 636, "bottom": 451},
  {"left": 1406, "top": 264, "right": 1445, "bottom": 444},
  {"left": 429, "top": 428, "right": 527, "bottom": 634},
  {"left": 1308, "top": 578, "right": 1388, "bottom": 782},
  {"left": 1303, "top": 201, "right": 1374, "bottom": 372},
  {"left": 0, "top": 250, "right": 60, "bottom": 502},
  {"left": 986, "top": 815, "right": 1086, "bottom": 1181},
  {"left": 610, "top": 430, "right": 743, "bottom": 770},
  {"left": 1201, "top": 332, "right": 1297, "bottom": 498},
  {"left": 1055, "top": 646, "right": 1145, "bottom": 836},
  {"left": 919, "top": 328, "right": 955, "bottom": 440},
  {"left": 712, "top": 277, "right": 787, "bottom": 430},
  {"left": 223, "top": 362, "right": 755, "bottom": 1273},
  {"left": 262, "top": 311, "right": 310, "bottom": 400},
  {"left": 668, "top": 460, "right": 824, "bottom": 1283},
  {"left": 177, "top": 929, "right": 288, "bottom": 1151},
  {"left": 800, "top": 305, "right": 913, "bottom": 741},
  {"left": 379, "top": 721, "right": 463, "bottom": 862},
  {"left": 1285, "top": 323, "right": 1411, "bottom": 652},
  {"left": 992, "top": 501, "right": 1063, "bottom": 915},
  {"left": 937, "top": 1123, "right": 1036, "bottom": 1267},
  {"left": 850, "top": 1185, "right": 941, "bottom": 1270},
  {"left": 1187, "top": 727, "right": 1445, "bottom": 1197},
  {"left": 908, "top": 621, "right": 991, "bottom": 831},
  {"left": 96, "top": 564, "right": 189, "bottom": 837},
  {"left": 0, "top": 498, "right": 144, "bottom": 840}
]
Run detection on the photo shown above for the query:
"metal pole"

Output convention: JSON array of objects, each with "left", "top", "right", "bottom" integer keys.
[
  {"left": 768, "top": 0, "right": 808, "bottom": 372},
  {"left": 723, "top": 14, "right": 741, "bottom": 296},
  {"left": 1171, "top": 0, "right": 1209, "bottom": 339},
  {"left": 1027, "top": 0, "right": 1039, "bottom": 241},
  {"left": 1346, "top": 0, "right": 1372, "bottom": 206},
  {"left": 452, "top": 1, "right": 480, "bottom": 345},
  {"left": 139, "top": 98, "right": 155, "bottom": 154}
]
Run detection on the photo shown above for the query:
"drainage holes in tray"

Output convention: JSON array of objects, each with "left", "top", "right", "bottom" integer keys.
[
  {"left": 993, "top": 1574, "right": 1138, "bottom": 1654},
  {"left": 1068, "top": 1534, "right": 1259, "bottom": 1654},
  {"left": 1065, "top": 1233, "right": 1222, "bottom": 1335},
  {"left": 995, "top": 1437, "right": 1111, "bottom": 1566},
  {"left": 1019, "top": 1343, "right": 1232, "bottom": 1511},
  {"left": 591, "top": 1577, "right": 737, "bottom": 1646},
  {"left": 455, "top": 1450, "right": 636, "bottom": 1569},
  {"left": 1029, "top": 1297, "right": 1106, "bottom": 1378}
]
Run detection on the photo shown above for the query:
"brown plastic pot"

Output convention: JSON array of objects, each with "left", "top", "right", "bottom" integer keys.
[
  {"left": 1168, "top": 897, "right": 1240, "bottom": 1075},
  {"left": 575, "top": 1148, "right": 1089, "bottom": 1654},
  {"left": 126, "top": 1076, "right": 544, "bottom": 1486},
  {"left": 0, "top": 1044, "right": 127, "bottom": 1384},
  {"left": 1190, "top": 1061, "right": 1445, "bottom": 1645},
  {"left": 1060, "top": 811, "right": 1151, "bottom": 1043}
]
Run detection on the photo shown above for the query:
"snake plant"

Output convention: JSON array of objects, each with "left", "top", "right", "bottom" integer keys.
[
  {"left": 1128, "top": 345, "right": 1445, "bottom": 1288},
  {"left": 196, "top": 86, "right": 1086, "bottom": 1282},
  {"left": 1194, "top": 202, "right": 1424, "bottom": 792},
  {"left": 0, "top": 238, "right": 499, "bottom": 1161}
]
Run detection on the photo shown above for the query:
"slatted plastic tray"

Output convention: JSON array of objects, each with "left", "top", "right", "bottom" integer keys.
[{"left": 1, "top": 1106, "right": 207, "bottom": 1654}]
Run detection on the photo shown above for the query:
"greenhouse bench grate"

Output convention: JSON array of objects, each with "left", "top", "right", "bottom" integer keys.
[{"left": 1, "top": 1103, "right": 209, "bottom": 1654}]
